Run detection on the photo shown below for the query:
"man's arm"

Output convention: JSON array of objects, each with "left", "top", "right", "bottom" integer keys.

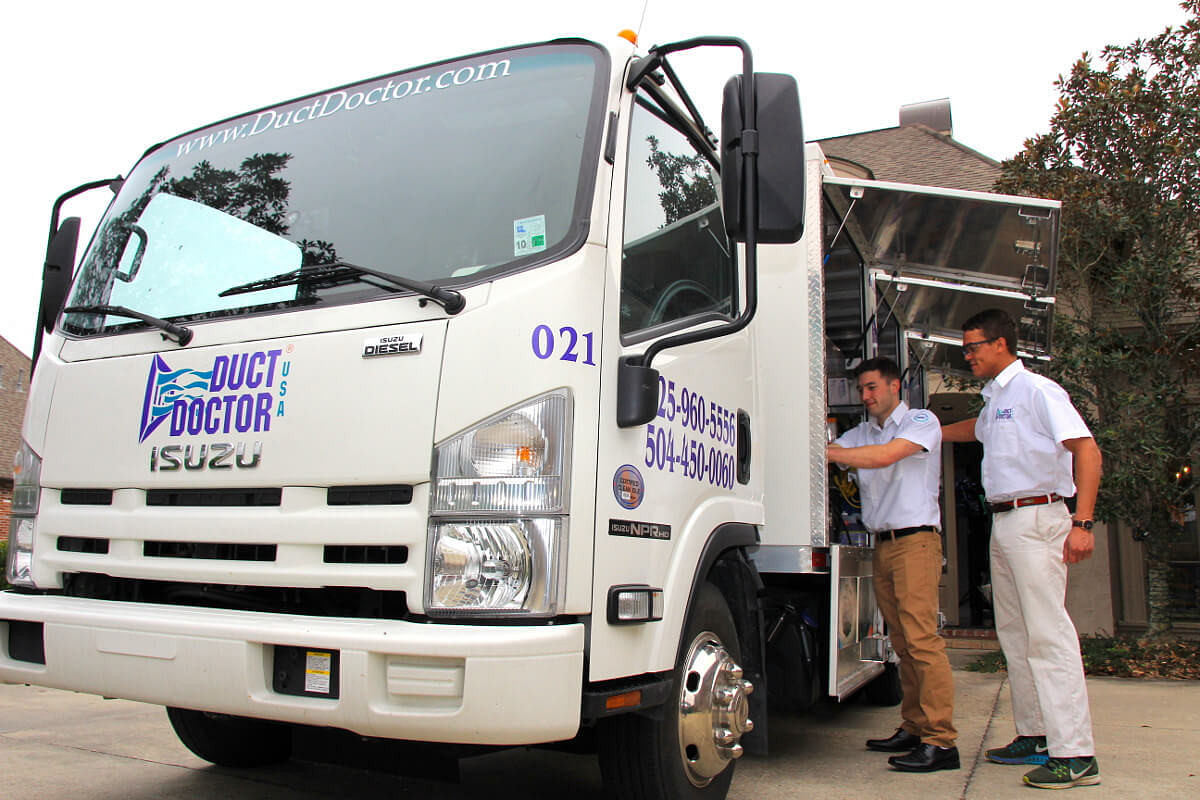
[
  {"left": 941, "top": 417, "right": 978, "bottom": 443},
  {"left": 1062, "top": 436, "right": 1103, "bottom": 564},
  {"left": 828, "top": 438, "right": 923, "bottom": 470}
]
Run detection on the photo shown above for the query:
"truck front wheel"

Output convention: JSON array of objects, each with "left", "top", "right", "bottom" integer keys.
[
  {"left": 598, "top": 582, "right": 753, "bottom": 800},
  {"left": 166, "top": 707, "right": 292, "bottom": 767}
]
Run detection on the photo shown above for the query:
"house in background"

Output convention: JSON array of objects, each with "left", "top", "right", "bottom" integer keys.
[
  {"left": 1, "top": 335, "right": 32, "bottom": 543},
  {"left": 814, "top": 101, "right": 1119, "bottom": 638},
  {"left": 819, "top": 98, "right": 1001, "bottom": 192}
]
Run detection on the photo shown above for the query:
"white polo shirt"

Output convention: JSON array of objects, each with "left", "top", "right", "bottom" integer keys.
[
  {"left": 834, "top": 401, "right": 942, "bottom": 532},
  {"left": 975, "top": 360, "right": 1092, "bottom": 502}
]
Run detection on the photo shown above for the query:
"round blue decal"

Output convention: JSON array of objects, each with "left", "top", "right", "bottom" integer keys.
[{"left": 613, "top": 464, "right": 645, "bottom": 510}]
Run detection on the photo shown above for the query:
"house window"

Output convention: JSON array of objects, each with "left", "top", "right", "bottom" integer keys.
[{"left": 1168, "top": 502, "right": 1200, "bottom": 622}]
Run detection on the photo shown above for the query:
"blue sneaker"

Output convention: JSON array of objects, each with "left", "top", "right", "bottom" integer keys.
[{"left": 985, "top": 735, "right": 1048, "bottom": 765}]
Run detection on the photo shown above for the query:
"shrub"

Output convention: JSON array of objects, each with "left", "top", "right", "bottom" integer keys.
[{"left": 965, "top": 635, "right": 1200, "bottom": 680}]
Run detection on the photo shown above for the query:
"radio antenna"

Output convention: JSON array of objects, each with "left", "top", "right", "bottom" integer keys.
[{"left": 636, "top": 0, "right": 650, "bottom": 39}]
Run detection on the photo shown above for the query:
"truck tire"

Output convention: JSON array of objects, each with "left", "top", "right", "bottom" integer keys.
[
  {"left": 597, "top": 582, "right": 753, "bottom": 800},
  {"left": 864, "top": 661, "right": 903, "bottom": 706},
  {"left": 166, "top": 707, "right": 292, "bottom": 767}
]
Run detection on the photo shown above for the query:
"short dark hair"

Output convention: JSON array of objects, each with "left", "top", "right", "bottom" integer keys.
[
  {"left": 853, "top": 357, "right": 901, "bottom": 383},
  {"left": 961, "top": 308, "right": 1018, "bottom": 355}
]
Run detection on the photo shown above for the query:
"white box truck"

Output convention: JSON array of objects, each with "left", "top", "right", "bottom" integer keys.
[{"left": 2, "top": 32, "right": 1058, "bottom": 799}]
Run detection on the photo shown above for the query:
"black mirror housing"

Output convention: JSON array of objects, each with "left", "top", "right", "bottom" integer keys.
[
  {"left": 616, "top": 357, "right": 661, "bottom": 428},
  {"left": 721, "top": 73, "right": 806, "bottom": 244},
  {"left": 41, "top": 217, "right": 81, "bottom": 333}
]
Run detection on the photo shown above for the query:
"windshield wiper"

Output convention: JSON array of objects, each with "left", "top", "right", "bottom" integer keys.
[
  {"left": 63, "top": 304, "right": 194, "bottom": 346},
  {"left": 219, "top": 261, "right": 466, "bottom": 315}
]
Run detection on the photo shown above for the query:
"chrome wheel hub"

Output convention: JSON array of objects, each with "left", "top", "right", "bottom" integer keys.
[{"left": 677, "top": 630, "right": 754, "bottom": 787}]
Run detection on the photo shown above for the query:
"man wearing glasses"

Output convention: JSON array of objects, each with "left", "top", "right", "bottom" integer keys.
[
  {"left": 942, "top": 309, "right": 1103, "bottom": 790},
  {"left": 828, "top": 357, "right": 958, "bottom": 773}
]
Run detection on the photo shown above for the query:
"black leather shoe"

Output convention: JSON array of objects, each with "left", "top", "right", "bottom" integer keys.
[
  {"left": 866, "top": 728, "right": 921, "bottom": 752},
  {"left": 889, "top": 743, "right": 961, "bottom": 772}
]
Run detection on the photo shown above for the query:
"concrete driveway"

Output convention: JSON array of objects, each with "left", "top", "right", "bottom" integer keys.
[{"left": 1, "top": 656, "right": 1197, "bottom": 799}]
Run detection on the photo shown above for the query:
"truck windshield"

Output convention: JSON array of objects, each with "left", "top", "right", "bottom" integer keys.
[{"left": 63, "top": 41, "right": 608, "bottom": 337}]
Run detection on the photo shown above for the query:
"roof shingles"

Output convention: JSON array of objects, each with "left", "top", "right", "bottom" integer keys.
[{"left": 817, "top": 124, "right": 1002, "bottom": 193}]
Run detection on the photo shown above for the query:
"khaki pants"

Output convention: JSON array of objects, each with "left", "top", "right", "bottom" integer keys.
[
  {"left": 874, "top": 530, "right": 957, "bottom": 747},
  {"left": 991, "top": 503, "right": 1094, "bottom": 757}
]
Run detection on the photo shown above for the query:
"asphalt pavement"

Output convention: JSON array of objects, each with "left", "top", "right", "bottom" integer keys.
[{"left": 1, "top": 651, "right": 1197, "bottom": 799}]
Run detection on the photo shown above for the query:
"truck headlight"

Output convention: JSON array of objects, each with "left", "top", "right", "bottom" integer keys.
[
  {"left": 428, "top": 518, "right": 563, "bottom": 615},
  {"left": 6, "top": 441, "right": 42, "bottom": 589},
  {"left": 12, "top": 440, "right": 42, "bottom": 515},
  {"left": 431, "top": 389, "right": 570, "bottom": 515},
  {"left": 427, "top": 390, "right": 571, "bottom": 616}
]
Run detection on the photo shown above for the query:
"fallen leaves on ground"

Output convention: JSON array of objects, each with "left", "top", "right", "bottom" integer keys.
[{"left": 965, "top": 636, "right": 1200, "bottom": 679}]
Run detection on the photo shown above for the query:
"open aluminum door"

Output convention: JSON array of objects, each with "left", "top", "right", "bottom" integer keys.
[
  {"left": 823, "top": 176, "right": 1061, "bottom": 375},
  {"left": 828, "top": 545, "right": 887, "bottom": 699}
]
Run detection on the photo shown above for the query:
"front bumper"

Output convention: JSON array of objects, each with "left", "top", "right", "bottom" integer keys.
[{"left": 0, "top": 592, "right": 584, "bottom": 745}]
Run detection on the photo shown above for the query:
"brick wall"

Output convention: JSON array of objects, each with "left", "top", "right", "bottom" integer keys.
[
  {"left": 1, "top": 484, "right": 11, "bottom": 543},
  {"left": 0, "top": 335, "right": 32, "bottom": 544}
]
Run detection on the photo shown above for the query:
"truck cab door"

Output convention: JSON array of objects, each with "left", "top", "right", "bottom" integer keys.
[{"left": 589, "top": 84, "right": 756, "bottom": 682}]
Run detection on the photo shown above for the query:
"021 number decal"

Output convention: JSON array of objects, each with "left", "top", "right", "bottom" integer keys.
[{"left": 531, "top": 325, "right": 596, "bottom": 365}]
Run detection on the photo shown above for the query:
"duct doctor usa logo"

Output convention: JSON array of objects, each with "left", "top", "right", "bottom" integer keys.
[{"left": 138, "top": 349, "right": 289, "bottom": 443}]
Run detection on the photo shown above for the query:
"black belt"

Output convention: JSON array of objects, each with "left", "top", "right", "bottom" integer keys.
[
  {"left": 989, "top": 494, "right": 1062, "bottom": 513},
  {"left": 874, "top": 526, "right": 935, "bottom": 540}
]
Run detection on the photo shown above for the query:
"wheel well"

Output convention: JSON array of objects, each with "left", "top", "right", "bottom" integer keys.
[{"left": 688, "top": 527, "right": 769, "bottom": 756}]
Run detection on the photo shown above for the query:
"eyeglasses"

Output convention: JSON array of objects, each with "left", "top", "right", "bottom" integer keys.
[{"left": 961, "top": 337, "right": 999, "bottom": 356}]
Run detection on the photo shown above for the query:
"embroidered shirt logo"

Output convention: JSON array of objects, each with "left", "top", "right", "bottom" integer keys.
[{"left": 995, "top": 408, "right": 1015, "bottom": 421}]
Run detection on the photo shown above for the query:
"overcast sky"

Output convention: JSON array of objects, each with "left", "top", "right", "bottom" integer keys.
[{"left": 0, "top": 0, "right": 1189, "bottom": 357}]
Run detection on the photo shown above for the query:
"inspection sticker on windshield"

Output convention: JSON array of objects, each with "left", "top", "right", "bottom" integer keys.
[{"left": 514, "top": 214, "right": 547, "bottom": 256}]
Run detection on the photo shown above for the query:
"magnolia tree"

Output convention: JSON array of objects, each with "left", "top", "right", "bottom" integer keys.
[{"left": 997, "top": 1, "right": 1200, "bottom": 636}]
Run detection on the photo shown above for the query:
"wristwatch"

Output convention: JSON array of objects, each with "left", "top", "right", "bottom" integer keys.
[{"left": 1072, "top": 519, "right": 1094, "bottom": 531}]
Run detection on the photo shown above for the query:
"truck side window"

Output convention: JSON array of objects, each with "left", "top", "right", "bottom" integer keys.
[{"left": 620, "top": 97, "right": 735, "bottom": 337}]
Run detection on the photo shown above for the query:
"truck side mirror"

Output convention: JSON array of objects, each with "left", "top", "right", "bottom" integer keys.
[
  {"left": 721, "top": 73, "right": 806, "bottom": 244},
  {"left": 41, "top": 217, "right": 81, "bottom": 332},
  {"left": 616, "top": 357, "right": 660, "bottom": 428}
]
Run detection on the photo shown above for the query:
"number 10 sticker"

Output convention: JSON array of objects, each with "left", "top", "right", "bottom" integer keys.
[{"left": 514, "top": 214, "right": 547, "bottom": 256}]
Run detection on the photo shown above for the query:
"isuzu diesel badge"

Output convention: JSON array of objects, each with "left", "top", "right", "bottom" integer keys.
[{"left": 362, "top": 334, "right": 423, "bottom": 358}]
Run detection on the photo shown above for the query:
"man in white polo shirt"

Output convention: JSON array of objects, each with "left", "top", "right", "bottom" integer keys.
[
  {"left": 828, "top": 357, "right": 958, "bottom": 773},
  {"left": 943, "top": 308, "right": 1103, "bottom": 790}
]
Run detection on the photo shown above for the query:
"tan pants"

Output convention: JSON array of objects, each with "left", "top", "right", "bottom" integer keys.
[{"left": 874, "top": 530, "right": 957, "bottom": 747}]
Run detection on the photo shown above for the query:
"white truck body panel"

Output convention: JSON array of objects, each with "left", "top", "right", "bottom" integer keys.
[{"left": 753, "top": 144, "right": 829, "bottom": 550}]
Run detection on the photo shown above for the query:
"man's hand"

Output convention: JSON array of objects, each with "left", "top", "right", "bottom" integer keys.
[{"left": 1063, "top": 525, "right": 1095, "bottom": 564}]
